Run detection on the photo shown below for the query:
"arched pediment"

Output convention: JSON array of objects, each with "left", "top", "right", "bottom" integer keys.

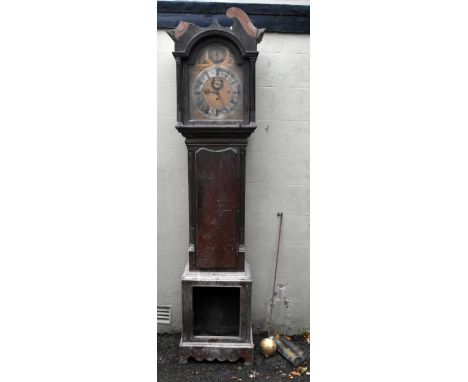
[{"left": 168, "top": 7, "right": 264, "bottom": 57}]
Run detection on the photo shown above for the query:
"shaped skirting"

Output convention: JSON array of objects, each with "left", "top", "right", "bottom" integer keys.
[{"left": 179, "top": 331, "right": 254, "bottom": 365}]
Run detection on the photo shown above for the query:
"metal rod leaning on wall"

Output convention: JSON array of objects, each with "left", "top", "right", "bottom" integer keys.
[{"left": 267, "top": 212, "right": 283, "bottom": 337}]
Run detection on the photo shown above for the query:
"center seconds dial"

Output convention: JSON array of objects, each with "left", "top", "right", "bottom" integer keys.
[{"left": 192, "top": 66, "right": 241, "bottom": 119}]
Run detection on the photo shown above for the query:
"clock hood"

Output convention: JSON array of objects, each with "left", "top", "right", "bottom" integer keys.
[{"left": 167, "top": 7, "right": 264, "bottom": 58}]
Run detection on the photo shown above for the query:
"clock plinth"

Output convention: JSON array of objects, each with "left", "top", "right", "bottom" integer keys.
[
  {"left": 179, "top": 262, "right": 254, "bottom": 364},
  {"left": 168, "top": 7, "right": 263, "bottom": 365}
]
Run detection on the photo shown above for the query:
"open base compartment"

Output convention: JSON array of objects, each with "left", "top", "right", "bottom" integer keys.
[{"left": 179, "top": 262, "right": 253, "bottom": 365}]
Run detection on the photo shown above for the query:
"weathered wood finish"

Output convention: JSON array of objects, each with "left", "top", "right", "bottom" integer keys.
[
  {"left": 170, "top": 8, "right": 261, "bottom": 364},
  {"left": 180, "top": 263, "right": 254, "bottom": 363},
  {"left": 187, "top": 140, "right": 248, "bottom": 272},
  {"left": 195, "top": 147, "right": 240, "bottom": 269},
  {"left": 179, "top": 335, "right": 254, "bottom": 365}
]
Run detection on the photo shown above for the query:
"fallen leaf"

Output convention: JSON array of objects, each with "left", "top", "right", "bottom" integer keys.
[
  {"left": 298, "top": 366, "right": 308, "bottom": 374},
  {"left": 290, "top": 370, "right": 301, "bottom": 377}
]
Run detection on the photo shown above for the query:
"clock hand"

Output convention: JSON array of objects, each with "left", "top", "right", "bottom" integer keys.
[{"left": 217, "top": 91, "right": 226, "bottom": 107}]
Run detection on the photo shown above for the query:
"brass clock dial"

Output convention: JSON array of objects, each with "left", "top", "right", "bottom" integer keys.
[
  {"left": 189, "top": 42, "right": 243, "bottom": 121},
  {"left": 192, "top": 66, "right": 241, "bottom": 119}
]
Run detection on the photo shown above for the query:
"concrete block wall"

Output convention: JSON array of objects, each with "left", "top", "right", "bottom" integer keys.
[{"left": 157, "top": 31, "right": 309, "bottom": 334}]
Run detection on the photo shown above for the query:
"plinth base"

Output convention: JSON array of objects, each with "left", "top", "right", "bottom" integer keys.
[
  {"left": 179, "top": 331, "right": 254, "bottom": 365},
  {"left": 179, "top": 262, "right": 254, "bottom": 365}
]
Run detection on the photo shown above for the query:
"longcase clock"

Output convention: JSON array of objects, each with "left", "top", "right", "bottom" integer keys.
[{"left": 168, "top": 7, "right": 264, "bottom": 364}]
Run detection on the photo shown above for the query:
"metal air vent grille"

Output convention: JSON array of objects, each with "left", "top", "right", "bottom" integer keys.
[{"left": 157, "top": 305, "right": 171, "bottom": 324}]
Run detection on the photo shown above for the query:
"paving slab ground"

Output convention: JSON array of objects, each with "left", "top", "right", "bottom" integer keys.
[{"left": 157, "top": 333, "right": 310, "bottom": 381}]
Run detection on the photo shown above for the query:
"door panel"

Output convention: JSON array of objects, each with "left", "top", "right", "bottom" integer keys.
[{"left": 195, "top": 148, "right": 239, "bottom": 269}]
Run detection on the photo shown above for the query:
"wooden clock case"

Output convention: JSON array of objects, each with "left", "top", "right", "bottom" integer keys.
[{"left": 168, "top": 7, "right": 264, "bottom": 364}]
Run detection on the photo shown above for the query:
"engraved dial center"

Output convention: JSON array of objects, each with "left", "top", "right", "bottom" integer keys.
[
  {"left": 192, "top": 66, "right": 241, "bottom": 119},
  {"left": 202, "top": 77, "right": 233, "bottom": 110}
]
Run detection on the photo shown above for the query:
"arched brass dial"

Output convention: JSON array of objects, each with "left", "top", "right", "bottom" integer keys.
[
  {"left": 189, "top": 42, "right": 243, "bottom": 121},
  {"left": 192, "top": 66, "right": 241, "bottom": 119}
]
